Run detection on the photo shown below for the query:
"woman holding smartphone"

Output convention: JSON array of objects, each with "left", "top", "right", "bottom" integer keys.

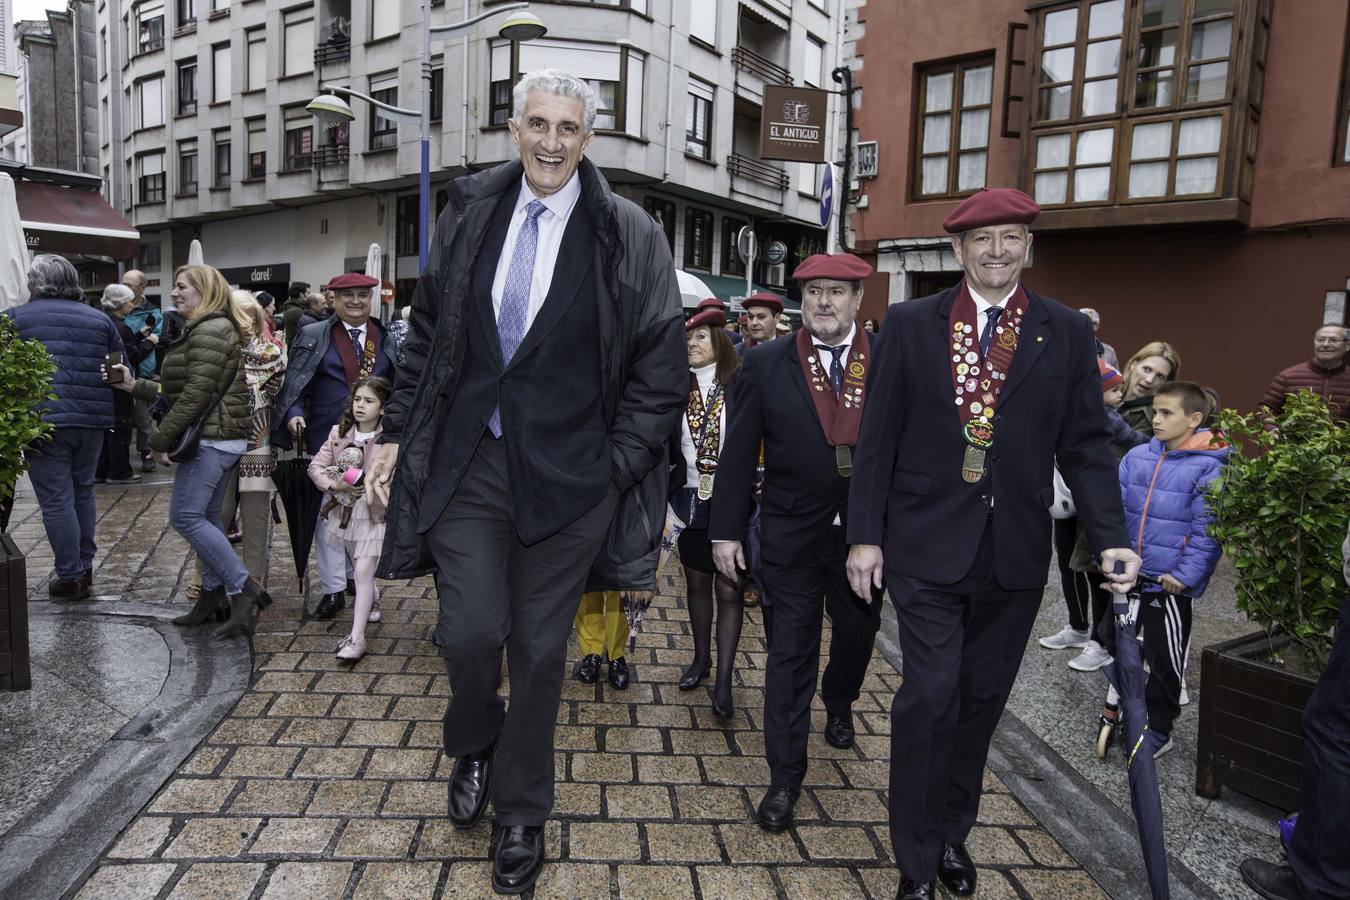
[
  {"left": 109, "top": 264, "right": 269, "bottom": 637},
  {"left": 97, "top": 284, "right": 157, "bottom": 484}
]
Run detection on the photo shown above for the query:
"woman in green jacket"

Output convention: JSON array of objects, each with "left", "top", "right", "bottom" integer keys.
[{"left": 112, "top": 264, "right": 270, "bottom": 637}]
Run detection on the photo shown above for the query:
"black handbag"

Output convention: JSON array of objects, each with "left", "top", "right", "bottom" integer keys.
[{"left": 167, "top": 360, "right": 239, "bottom": 463}]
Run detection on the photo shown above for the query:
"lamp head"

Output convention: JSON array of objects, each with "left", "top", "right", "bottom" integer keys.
[
  {"left": 498, "top": 11, "right": 547, "bottom": 42},
  {"left": 307, "top": 92, "right": 355, "bottom": 126}
]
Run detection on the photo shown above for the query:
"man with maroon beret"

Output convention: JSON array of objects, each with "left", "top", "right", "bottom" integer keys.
[
  {"left": 738, "top": 291, "right": 785, "bottom": 353},
  {"left": 846, "top": 188, "right": 1140, "bottom": 900},
  {"left": 711, "top": 251, "right": 884, "bottom": 834},
  {"left": 272, "top": 270, "right": 396, "bottom": 618}
]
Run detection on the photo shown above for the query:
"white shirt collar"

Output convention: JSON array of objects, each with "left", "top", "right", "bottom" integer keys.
[
  {"left": 814, "top": 322, "right": 857, "bottom": 351},
  {"left": 517, "top": 171, "right": 582, "bottom": 222},
  {"left": 968, "top": 283, "right": 1020, "bottom": 319},
  {"left": 342, "top": 320, "right": 367, "bottom": 339}
]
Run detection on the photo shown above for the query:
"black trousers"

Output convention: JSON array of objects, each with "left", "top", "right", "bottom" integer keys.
[
  {"left": 427, "top": 435, "right": 616, "bottom": 826},
  {"left": 96, "top": 421, "right": 134, "bottom": 481},
  {"left": 1288, "top": 595, "right": 1350, "bottom": 899},
  {"left": 1137, "top": 592, "right": 1192, "bottom": 736},
  {"left": 760, "top": 525, "right": 882, "bottom": 789},
  {"left": 1053, "top": 516, "right": 1092, "bottom": 631},
  {"left": 886, "top": 521, "right": 1042, "bottom": 883}
]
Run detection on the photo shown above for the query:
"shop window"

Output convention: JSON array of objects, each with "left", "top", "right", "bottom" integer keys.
[
  {"left": 488, "top": 39, "right": 644, "bottom": 137},
  {"left": 643, "top": 196, "right": 676, "bottom": 253},
  {"left": 369, "top": 73, "right": 399, "bottom": 150},
  {"left": 684, "top": 207, "right": 713, "bottom": 271},
  {"left": 915, "top": 57, "right": 993, "bottom": 198},
  {"left": 686, "top": 78, "right": 713, "bottom": 159},
  {"left": 178, "top": 139, "right": 198, "bottom": 195}
]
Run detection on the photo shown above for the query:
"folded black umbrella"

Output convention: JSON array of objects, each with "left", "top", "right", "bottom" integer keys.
[
  {"left": 271, "top": 444, "right": 323, "bottom": 587},
  {"left": 1104, "top": 575, "right": 1171, "bottom": 900}
]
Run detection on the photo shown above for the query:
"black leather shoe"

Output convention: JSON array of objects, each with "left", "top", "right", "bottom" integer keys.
[
  {"left": 574, "top": 653, "right": 602, "bottom": 684},
  {"left": 48, "top": 576, "right": 91, "bottom": 601},
  {"left": 82, "top": 568, "right": 93, "bottom": 588},
  {"left": 447, "top": 745, "right": 494, "bottom": 829},
  {"left": 678, "top": 659, "right": 710, "bottom": 691},
  {"left": 492, "top": 824, "right": 544, "bottom": 894},
  {"left": 1239, "top": 859, "right": 1303, "bottom": 900},
  {"left": 315, "top": 591, "right": 345, "bottom": 620},
  {"left": 607, "top": 657, "right": 630, "bottom": 690},
  {"left": 896, "top": 877, "right": 935, "bottom": 900},
  {"left": 824, "top": 713, "right": 855, "bottom": 749},
  {"left": 938, "top": 842, "right": 977, "bottom": 895},
  {"left": 755, "top": 785, "right": 799, "bottom": 833}
]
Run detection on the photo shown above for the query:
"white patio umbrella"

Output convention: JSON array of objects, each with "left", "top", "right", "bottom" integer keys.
[
  {"left": 364, "top": 242, "right": 382, "bottom": 281},
  {"left": 0, "top": 174, "right": 30, "bottom": 311},
  {"left": 187, "top": 239, "right": 204, "bottom": 266},
  {"left": 676, "top": 269, "right": 715, "bottom": 310}
]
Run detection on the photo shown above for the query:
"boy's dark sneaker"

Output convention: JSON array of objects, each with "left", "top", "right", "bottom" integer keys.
[
  {"left": 49, "top": 577, "right": 92, "bottom": 601},
  {"left": 107, "top": 474, "right": 143, "bottom": 485}
]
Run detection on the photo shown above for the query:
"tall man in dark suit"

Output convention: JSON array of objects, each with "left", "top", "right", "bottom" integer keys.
[
  {"left": 845, "top": 189, "right": 1140, "bottom": 900},
  {"left": 368, "top": 70, "right": 686, "bottom": 894},
  {"left": 711, "top": 253, "right": 884, "bottom": 834},
  {"left": 272, "top": 271, "right": 395, "bottom": 618}
]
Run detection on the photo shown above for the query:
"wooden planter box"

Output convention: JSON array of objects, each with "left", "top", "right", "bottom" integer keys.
[
  {"left": 1195, "top": 630, "right": 1316, "bottom": 811},
  {"left": 0, "top": 533, "right": 30, "bottom": 691}
]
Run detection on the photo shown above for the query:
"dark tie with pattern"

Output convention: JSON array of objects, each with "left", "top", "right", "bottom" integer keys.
[
  {"left": 817, "top": 344, "right": 847, "bottom": 397},
  {"left": 979, "top": 307, "right": 1003, "bottom": 358},
  {"left": 349, "top": 327, "right": 364, "bottom": 368}
]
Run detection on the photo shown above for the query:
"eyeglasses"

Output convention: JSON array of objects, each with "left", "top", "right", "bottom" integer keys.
[{"left": 1314, "top": 338, "right": 1347, "bottom": 345}]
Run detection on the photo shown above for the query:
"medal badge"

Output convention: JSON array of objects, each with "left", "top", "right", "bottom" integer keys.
[{"left": 948, "top": 284, "right": 1028, "bottom": 485}]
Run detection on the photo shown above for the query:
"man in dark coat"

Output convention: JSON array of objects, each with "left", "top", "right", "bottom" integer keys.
[
  {"left": 281, "top": 280, "right": 312, "bottom": 346},
  {"left": 736, "top": 291, "right": 783, "bottom": 355},
  {"left": 272, "top": 272, "right": 394, "bottom": 618},
  {"left": 367, "top": 69, "right": 686, "bottom": 894},
  {"left": 846, "top": 189, "right": 1140, "bottom": 900},
  {"left": 711, "top": 252, "right": 884, "bottom": 835}
]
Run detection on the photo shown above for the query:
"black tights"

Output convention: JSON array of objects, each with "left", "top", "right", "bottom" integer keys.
[{"left": 683, "top": 565, "right": 744, "bottom": 706}]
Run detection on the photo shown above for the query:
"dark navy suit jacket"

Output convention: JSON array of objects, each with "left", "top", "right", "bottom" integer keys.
[{"left": 279, "top": 319, "right": 393, "bottom": 455}]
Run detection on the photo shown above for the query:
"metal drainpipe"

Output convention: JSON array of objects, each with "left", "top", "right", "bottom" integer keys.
[
  {"left": 662, "top": 7, "right": 676, "bottom": 182},
  {"left": 71, "top": 5, "right": 83, "bottom": 171},
  {"left": 459, "top": 0, "right": 470, "bottom": 168}
]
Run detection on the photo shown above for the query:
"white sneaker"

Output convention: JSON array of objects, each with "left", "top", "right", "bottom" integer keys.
[
  {"left": 1039, "top": 626, "right": 1091, "bottom": 650},
  {"left": 1179, "top": 686, "right": 1190, "bottom": 706},
  {"left": 1068, "top": 641, "right": 1113, "bottom": 672}
]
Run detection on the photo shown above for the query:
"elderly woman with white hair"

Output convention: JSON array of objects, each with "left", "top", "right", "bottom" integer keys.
[{"left": 96, "top": 283, "right": 158, "bottom": 484}]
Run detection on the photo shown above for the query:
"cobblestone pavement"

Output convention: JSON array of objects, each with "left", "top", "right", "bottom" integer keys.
[{"left": 6, "top": 480, "right": 1111, "bottom": 899}]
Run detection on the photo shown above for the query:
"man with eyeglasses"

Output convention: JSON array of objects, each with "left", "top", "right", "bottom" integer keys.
[{"left": 1262, "top": 325, "right": 1350, "bottom": 420}]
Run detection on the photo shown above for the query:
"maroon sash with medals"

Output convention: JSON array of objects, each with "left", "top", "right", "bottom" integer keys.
[
  {"left": 686, "top": 372, "right": 725, "bottom": 500},
  {"left": 796, "top": 326, "right": 872, "bottom": 476},
  {"left": 332, "top": 319, "right": 380, "bottom": 384},
  {"left": 948, "top": 280, "right": 1028, "bottom": 482}
]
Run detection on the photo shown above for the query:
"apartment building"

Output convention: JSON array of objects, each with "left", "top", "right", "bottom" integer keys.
[
  {"left": 848, "top": 0, "right": 1350, "bottom": 411},
  {"left": 100, "top": 0, "right": 844, "bottom": 308}
]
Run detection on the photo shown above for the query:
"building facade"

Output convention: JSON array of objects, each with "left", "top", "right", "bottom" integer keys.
[
  {"left": 100, "top": 0, "right": 844, "bottom": 309},
  {"left": 12, "top": 2, "right": 99, "bottom": 173},
  {"left": 848, "top": 0, "right": 1350, "bottom": 412}
]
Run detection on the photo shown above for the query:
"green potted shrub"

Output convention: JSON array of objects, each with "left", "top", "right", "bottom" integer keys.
[
  {"left": 1195, "top": 390, "right": 1350, "bottom": 809},
  {"left": 0, "top": 315, "right": 57, "bottom": 691}
]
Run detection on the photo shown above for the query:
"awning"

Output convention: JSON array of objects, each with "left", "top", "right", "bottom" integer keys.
[
  {"left": 14, "top": 180, "right": 140, "bottom": 260},
  {"left": 699, "top": 274, "right": 800, "bottom": 312}
]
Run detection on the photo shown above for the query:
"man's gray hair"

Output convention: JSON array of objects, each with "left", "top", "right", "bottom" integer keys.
[
  {"left": 512, "top": 69, "right": 597, "bottom": 134},
  {"left": 100, "top": 283, "right": 135, "bottom": 311},
  {"left": 27, "top": 254, "right": 83, "bottom": 301}
]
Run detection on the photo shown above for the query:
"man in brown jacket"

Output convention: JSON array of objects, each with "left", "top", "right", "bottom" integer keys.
[{"left": 1263, "top": 325, "right": 1350, "bottom": 419}]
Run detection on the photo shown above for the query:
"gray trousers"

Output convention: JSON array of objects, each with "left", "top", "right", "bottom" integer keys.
[{"left": 428, "top": 435, "right": 616, "bottom": 825}]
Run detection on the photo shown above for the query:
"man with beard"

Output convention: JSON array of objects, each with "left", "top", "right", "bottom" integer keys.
[
  {"left": 273, "top": 272, "right": 397, "bottom": 618},
  {"left": 737, "top": 292, "right": 783, "bottom": 354},
  {"left": 710, "top": 253, "right": 884, "bottom": 834},
  {"left": 846, "top": 188, "right": 1138, "bottom": 900}
]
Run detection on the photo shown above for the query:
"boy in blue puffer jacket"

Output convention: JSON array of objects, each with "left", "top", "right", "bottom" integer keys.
[{"left": 1114, "top": 380, "right": 1229, "bottom": 759}]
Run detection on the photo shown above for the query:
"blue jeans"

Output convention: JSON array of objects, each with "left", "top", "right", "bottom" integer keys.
[
  {"left": 169, "top": 445, "right": 250, "bottom": 594},
  {"left": 26, "top": 428, "right": 103, "bottom": 580}
]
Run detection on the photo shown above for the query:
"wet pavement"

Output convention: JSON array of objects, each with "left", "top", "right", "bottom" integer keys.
[{"left": 0, "top": 476, "right": 1277, "bottom": 899}]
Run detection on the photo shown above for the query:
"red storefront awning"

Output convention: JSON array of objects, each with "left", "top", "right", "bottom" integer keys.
[{"left": 15, "top": 180, "right": 140, "bottom": 260}]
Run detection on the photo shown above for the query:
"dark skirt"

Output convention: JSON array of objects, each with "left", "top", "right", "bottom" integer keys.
[{"left": 678, "top": 527, "right": 715, "bottom": 575}]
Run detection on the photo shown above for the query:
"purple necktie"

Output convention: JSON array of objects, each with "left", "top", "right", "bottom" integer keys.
[
  {"left": 980, "top": 306, "right": 1003, "bottom": 358},
  {"left": 489, "top": 200, "right": 547, "bottom": 437}
]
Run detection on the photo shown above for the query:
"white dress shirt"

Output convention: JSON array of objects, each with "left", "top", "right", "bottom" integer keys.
[
  {"left": 343, "top": 321, "right": 368, "bottom": 347},
  {"left": 490, "top": 172, "right": 583, "bottom": 332},
  {"left": 968, "top": 283, "right": 1019, "bottom": 320}
]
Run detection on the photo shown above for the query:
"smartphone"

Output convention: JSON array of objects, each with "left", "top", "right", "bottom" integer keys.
[
  {"left": 144, "top": 312, "right": 158, "bottom": 331},
  {"left": 104, "top": 352, "right": 124, "bottom": 384}
]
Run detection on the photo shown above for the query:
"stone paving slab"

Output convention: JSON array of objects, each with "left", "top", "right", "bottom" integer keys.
[{"left": 4, "top": 481, "right": 1110, "bottom": 898}]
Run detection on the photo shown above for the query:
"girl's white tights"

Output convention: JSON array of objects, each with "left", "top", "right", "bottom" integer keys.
[{"left": 349, "top": 556, "right": 378, "bottom": 644}]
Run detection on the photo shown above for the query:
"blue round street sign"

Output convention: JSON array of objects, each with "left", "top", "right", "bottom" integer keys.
[{"left": 819, "top": 165, "right": 834, "bottom": 229}]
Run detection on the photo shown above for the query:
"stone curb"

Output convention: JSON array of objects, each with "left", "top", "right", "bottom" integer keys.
[
  {"left": 875, "top": 601, "right": 1222, "bottom": 900},
  {"left": 0, "top": 604, "right": 251, "bottom": 900}
]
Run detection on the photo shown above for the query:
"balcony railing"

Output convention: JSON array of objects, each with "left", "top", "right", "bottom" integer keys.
[
  {"left": 316, "top": 38, "right": 351, "bottom": 67},
  {"left": 312, "top": 145, "right": 350, "bottom": 169},
  {"left": 731, "top": 46, "right": 792, "bottom": 86},
  {"left": 728, "top": 153, "right": 788, "bottom": 191}
]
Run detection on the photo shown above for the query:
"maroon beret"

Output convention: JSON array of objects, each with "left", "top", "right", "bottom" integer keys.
[
  {"left": 792, "top": 253, "right": 873, "bottom": 283},
  {"left": 942, "top": 188, "right": 1040, "bottom": 234},
  {"left": 696, "top": 297, "right": 727, "bottom": 312},
  {"left": 686, "top": 308, "right": 726, "bottom": 332},
  {"left": 742, "top": 292, "right": 784, "bottom": 314},
  {"left": 327, "top": 272, "right": 380, "bottom": 290}
]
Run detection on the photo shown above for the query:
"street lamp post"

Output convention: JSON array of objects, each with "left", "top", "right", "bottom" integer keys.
[{"left": 309, "top": 3, "right": 546, "bottom": 274}]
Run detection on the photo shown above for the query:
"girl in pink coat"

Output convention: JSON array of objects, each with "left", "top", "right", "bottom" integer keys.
[{"left": 309, "top": 376, "right": 391, "bottom": 661}]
